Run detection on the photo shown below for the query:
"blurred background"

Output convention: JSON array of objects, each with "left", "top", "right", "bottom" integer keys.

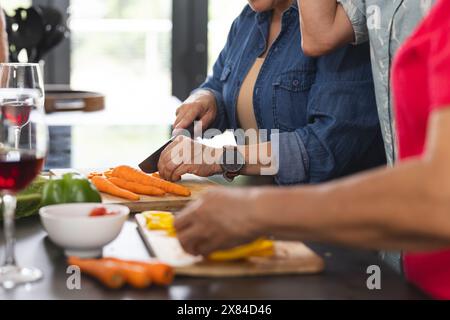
[
  {"left": 4, "top": 0, "right": 244, "bottom": 112},
  {"left": 3, "top": 0, "right": 246, "bottom": 168}
]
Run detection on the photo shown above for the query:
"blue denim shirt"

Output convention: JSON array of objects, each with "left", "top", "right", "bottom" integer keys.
[{"left": 199, "top": 4, "right": 386, "bottom": 185}]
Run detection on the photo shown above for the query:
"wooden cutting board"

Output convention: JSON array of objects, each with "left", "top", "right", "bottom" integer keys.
[
  {"left": 135, "top": 214, "right": 325, "bottom": 277},
  {"left": 50, "top": 169, "right": 217, "bottom": 213}
]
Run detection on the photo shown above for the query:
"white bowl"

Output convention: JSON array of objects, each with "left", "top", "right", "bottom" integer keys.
[{"left": 39, "top": 203, "right": 130, "bottom": 258}]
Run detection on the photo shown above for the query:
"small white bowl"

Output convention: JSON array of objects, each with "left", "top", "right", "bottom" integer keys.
[{"left": 39, "top": 203, "right": 130, "bottom": 258}]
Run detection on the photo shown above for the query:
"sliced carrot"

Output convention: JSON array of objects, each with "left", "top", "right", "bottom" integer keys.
[
  {"left": 108, "top": 177, "right": 165, "bottom": 197},
  {"left": 91, "top": 176, "right": 140, "bottom": 201},
  {"left": 111, "top": 166, "right": 191, "bottom": 197}
]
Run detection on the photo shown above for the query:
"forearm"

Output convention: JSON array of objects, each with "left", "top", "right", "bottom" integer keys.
[
  {"left": 0, "top": 5, "right": 7, "bottom": 62},
  {"left": 239, "top": 142, "right": 273, "bottom": 176},
  {"left": 298, "top": 0, "right": 354, "bottom": 56},
  {"left": 256, "top": 158, "right": 450, "bottom": 252}
]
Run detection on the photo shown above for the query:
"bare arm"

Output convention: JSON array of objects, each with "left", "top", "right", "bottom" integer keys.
[
  {"left": 257, "top": 108, "right": 450, "bottom": 252},
  {"left": 298, "top": 0, "right": 355, "bottom": 56},
  {"left": 0, "top": 4, "right": 8, "bottom": 62},
  {"left": 176, "top": 109, "right": 450, "bottom": 256}
]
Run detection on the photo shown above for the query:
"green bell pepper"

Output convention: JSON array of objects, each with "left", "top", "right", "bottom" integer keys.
[
  {"left": 14, "top": 176, "right": 47, "bottom": 220},
  {"left": 41, "top": 173, "right": 102, "bottom": 206}
]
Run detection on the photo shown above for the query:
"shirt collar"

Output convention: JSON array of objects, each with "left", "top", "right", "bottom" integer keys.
[{"left": 255, "top": 1, "right": 298, "bottom": 23}]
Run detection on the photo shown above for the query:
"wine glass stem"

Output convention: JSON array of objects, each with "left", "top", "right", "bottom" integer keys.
[
  {"left": 2, "top": 194, "right": 17, "bottom": 267},
  {"left": 14, "top": 127, "right": 21, "bottom": 150}
]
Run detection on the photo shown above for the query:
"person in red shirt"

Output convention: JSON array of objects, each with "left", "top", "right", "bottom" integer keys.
[
  {"left": 173, "top": 0, "right": 450, "bottom": 299},
  {"left": 392, "top": 0, "right": 450, "bottom": 298}
]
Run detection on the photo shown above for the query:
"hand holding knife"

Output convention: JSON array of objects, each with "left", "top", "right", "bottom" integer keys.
[{"left": 139, "top": 124, "right": 196, "bottom": 174}]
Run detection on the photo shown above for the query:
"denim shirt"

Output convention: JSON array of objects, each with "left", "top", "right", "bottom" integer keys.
[{"left": 199, "top": 4, "right": 386, "bottom": 185}]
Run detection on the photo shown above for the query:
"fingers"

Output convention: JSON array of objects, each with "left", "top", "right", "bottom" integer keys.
[
  {"left": 177, "top": 225, "right": 207, "bottom": 256},
  {"left": 174, "top": 104, "right": 202, "bottom": 130},
  {"left": 171, "top": 164, "right": 188, "bottom": 182},
  {"left": 175, "top": 198, "right": 203, "bottom": 230},
  {"left": 158, "top": 136, "right": 194, "bottom": 181},
  {"left": 174, "top": 213, "right": 193, "bottom": 233},
  {"left": 158, "top": 137, "right": 184, "bottom": 181},
  {"left": 199, "top": 110, "right": 216, "bottom": 129},
  {"left": 175, "top": 199, "right": 208, "bottom": 255},
  {"left": 173, "top": 93, "right": 217, "bottom": 136}
]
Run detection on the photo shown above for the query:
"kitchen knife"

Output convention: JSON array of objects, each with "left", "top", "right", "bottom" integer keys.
[{"left": 139, "top": 124, "right": 195, "bottom": 174}]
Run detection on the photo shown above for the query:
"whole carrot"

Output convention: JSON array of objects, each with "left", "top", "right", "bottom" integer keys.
[
  {"left": 91, "top": 176, "right": 140, "bottom": 201},
  {"left": 111, "top": 166, "right": 191, "bottom": 197},
  {"left": 104, "top": 170, "right": 113, "bottom": 178},
  {"left": 105, "top": 258, "right": 174, "bottom": 286},
  {"left": 67, "top": 256, "right": 125, "bottom": 289},
  {"left": 108, "top": 177, "right": 166, "bottom": 197},
  {"left": 113, "top": 262, "right": 152, "bottom": 289}
]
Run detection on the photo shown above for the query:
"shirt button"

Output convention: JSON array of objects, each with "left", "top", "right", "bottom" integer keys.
[{"left": 293, "top": 80, "right": 300, "bottom": 86}]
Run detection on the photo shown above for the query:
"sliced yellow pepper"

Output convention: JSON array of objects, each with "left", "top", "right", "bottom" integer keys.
[
  {"left": 143, "top": 211, "right": 275, "bottom": 260},
  {"left": 144, "top": 211, "right": 176, "bottom": 237},
  {"left": 208, "top": 239, "right": 275, "bottom": 262}
]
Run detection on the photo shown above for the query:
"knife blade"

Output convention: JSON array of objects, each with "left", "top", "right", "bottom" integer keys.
[{"left": 139, "top": 124, "right": 195, "bottom": 174}]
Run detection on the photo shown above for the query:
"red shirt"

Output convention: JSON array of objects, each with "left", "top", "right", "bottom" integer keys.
[{"left": 392, "top": 0, "right": 450, "bottom": 299}]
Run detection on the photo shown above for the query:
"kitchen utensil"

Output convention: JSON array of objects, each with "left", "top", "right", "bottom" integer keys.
[
  {"left": 6, "top": 8, "right": 45, "bottom": 62},
  {"left": 45, "top": 90, "right": 105, "bottom": 113},
  {"left": 139, "top": 124, "right": 196, "bottom": 174},
  {"left": 40, "top": 203, "right": 129, "bottom": 258},
  {"left": 135, "top": 214, "right": 325, "bottom": 277},
  {"left": 139, "top": 126, "right": 238, "bottom": 174},
  {"left": 35, "top": 6, "right": 67, "bottom": 61}
]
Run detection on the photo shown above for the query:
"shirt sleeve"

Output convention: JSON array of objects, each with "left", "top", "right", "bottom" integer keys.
[
  {"left": 271, "top": 43, "right": 385, "bottom": 185},
  {"left": 337, "top": 0, "right": 369, "bottom": 44},
  {"left": 429, "top": 26, "right": 450, "bottom": 110}
]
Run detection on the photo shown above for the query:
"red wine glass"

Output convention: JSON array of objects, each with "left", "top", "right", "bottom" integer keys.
[{"left": 0, "top": 63, "right": 48, "bottom": 288}]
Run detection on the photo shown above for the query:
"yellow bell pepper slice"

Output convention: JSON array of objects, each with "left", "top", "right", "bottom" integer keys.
[
  {"left": 143, "top": 211, "right": 275, "bottom": 260},
  {"left": 208, "top": 239, "right": 275, "bottom": 262},
  {"left": 144, "top": 211, "right": 176, "bottom": 237}
]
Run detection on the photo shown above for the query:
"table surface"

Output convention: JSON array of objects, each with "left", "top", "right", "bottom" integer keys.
[
  {"left": 0, "top": 216, "right": 427, "bottom": 300},
  {"left": 0, "top": 124, "right": 428, "bottom": 300}
]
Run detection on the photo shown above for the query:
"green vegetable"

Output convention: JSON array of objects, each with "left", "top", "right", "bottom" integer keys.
[
  {"left": 41, "top": 173, "right": 102, "bottom": 207},
  {"left": 15, "top": 177, "right": 47, "bottom": 220}
]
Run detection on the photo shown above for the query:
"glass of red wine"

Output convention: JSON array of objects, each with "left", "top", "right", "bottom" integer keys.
[{"left": 0, "top": 63, "right": 47, "bottom": 288}]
